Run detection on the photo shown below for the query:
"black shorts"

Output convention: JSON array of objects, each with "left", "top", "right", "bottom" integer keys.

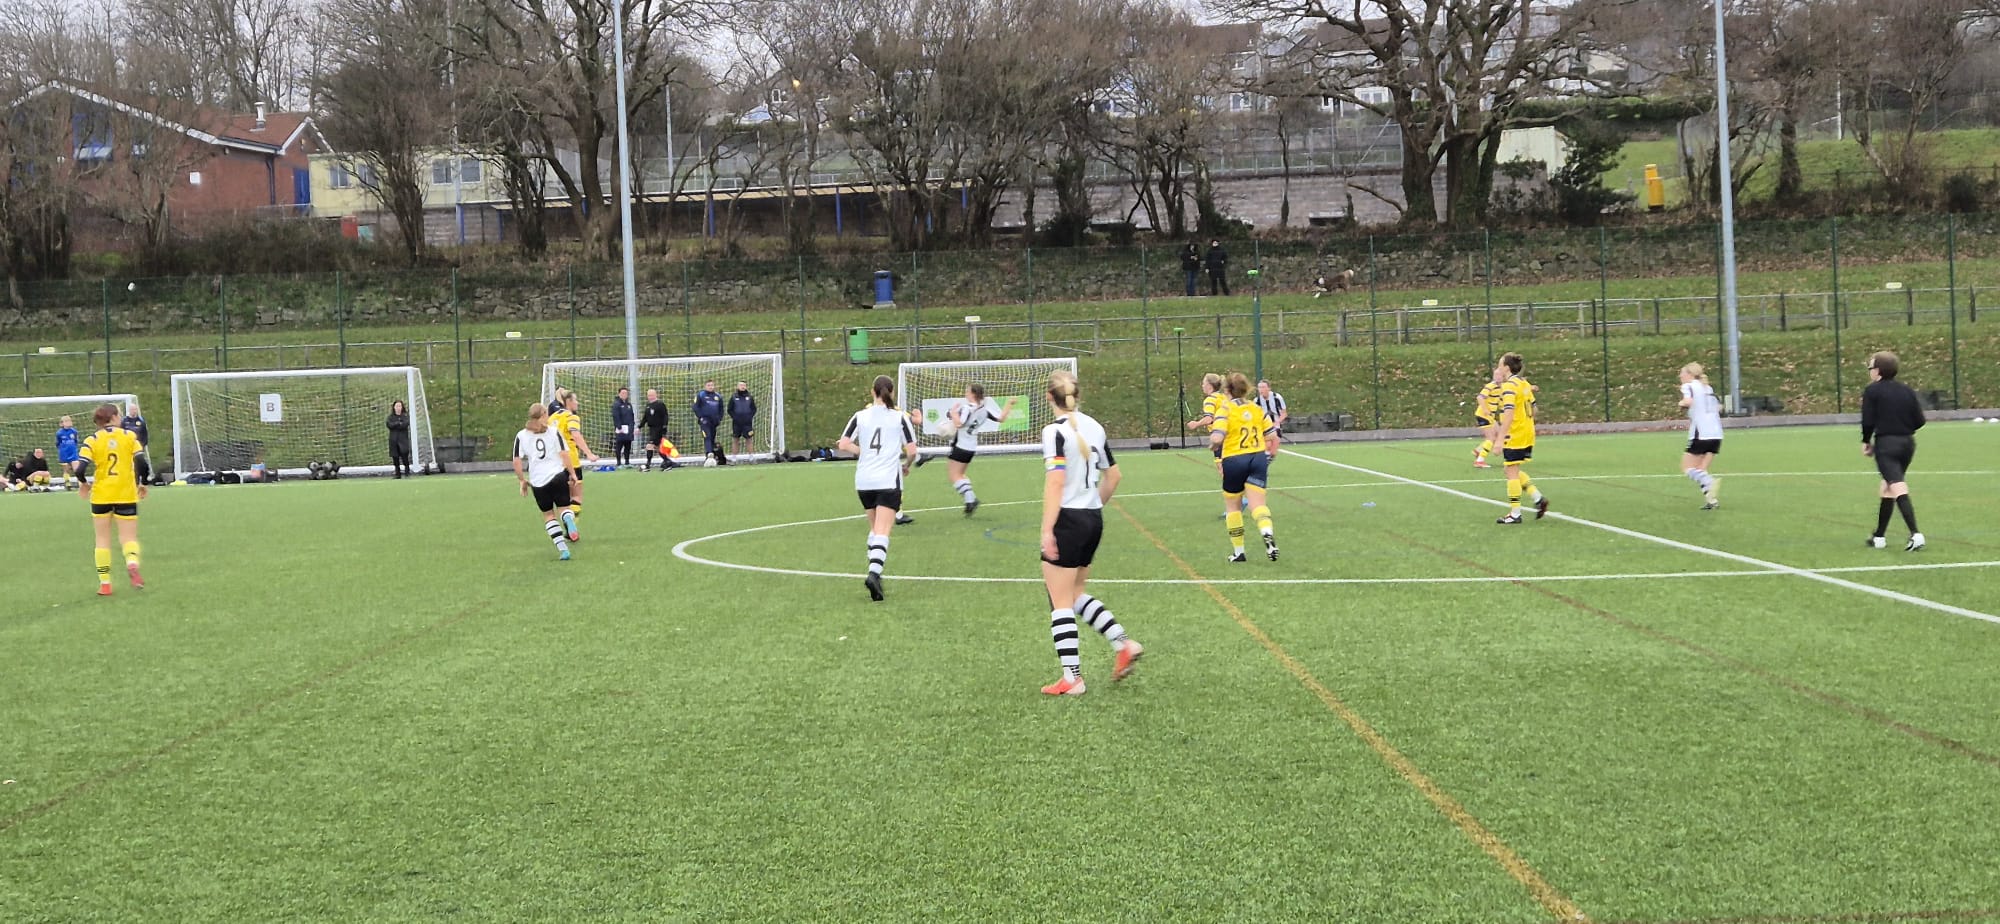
[
  {"left": 90, "top": 502, "right": 139, "bottom": 518},
  {"left": 858, "top": 489, "right": 904, "bottom": 512},
  {"left": 947, "top": 446, "right": 976, "bottom": 465},
  {"left": 1873, "top": 436, "right": 1915, "bottom": 484},
  {"left": 1475, "top": 416, "right": 1493, "bottom": 427},
  {"left": 732, "top": 420, "right": 754, "bottom": 439},
  {"left": 1502, "top": 446, "right": 1533, "bottom": 463},
  {"left": 647, "top": 430, "right": 666, "bottom": 448},
  {"left": 1686, "top": 438, "right": 1722, "bottom": 456},
  {"left": 570, "top": 464, "right": 583, "bottom": 482},
  {"left": 1042, "top": 508, "right": 1105, "bottom": 569},
  {"left": 1220, "top": 453, "right": 1271, "bottom": 495},
  {"left": 530, "top": 473, "right": 572, "bottom": 512}
]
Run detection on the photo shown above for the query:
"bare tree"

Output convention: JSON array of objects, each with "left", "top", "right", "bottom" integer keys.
[
  {"left": 1835, "top": 0, "right": 1982, "bottom": 198},
  {"left": 0, "top": 0, "right": 105, "bottom": 285},
  {"left": 461, "top": 0, "right": 726, "bottom": 258},
  {"left": 1098, "top": 3, "right": 1230, "bottom": 239},
  {"left": 1223, "top": 0, "right": 1624, "bottom": 227},
  {"left": 125, "top": 0, "right": 304, "bottom": 108},
  {"left": 319, "top": 0, "right": 451, "bottom": 263}
]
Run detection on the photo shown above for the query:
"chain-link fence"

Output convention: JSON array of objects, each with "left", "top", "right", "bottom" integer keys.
[{"left": 3, "top": 212, "right": 1996, "bottom": 462}]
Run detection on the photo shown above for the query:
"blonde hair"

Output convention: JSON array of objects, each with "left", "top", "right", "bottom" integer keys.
[
  {"left": 1201, "top": 373, "right": 1223, "bottom": 395},
  {"left": 525, "top": 402, "right": 550, "bottom": 433},
  {"left": 1048, "top": 370, "right": 1088, "bottom": 472},
  {"left": 1681, "top": 362, "right": 1709, "bottom": 385},
  {"left": 552, "top": 387, "right": 575, "bottom": 411},
  {"left": 1225, "top": 372, "right": 1251, "bottom": 399}
]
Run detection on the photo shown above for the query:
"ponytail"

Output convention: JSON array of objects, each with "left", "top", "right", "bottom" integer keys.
[
  {"left": 1682, "top": 362, "right": 1709, "bottom": 386},
  {"left": 872, "top": 375, "right": 897, "bottom": 409},
  {"left": 526, "top": 402, "right": 550, "bottom": 433},
  {"left": 1049, "top": 370, "right": 1089, "bottom": 472}
]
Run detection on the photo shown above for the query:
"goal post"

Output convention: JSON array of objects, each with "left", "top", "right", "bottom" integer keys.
[
  {"left": 0, "top": 392, "right": 140, "bottom": 464},
  {"left": 540, "top": 354, "right": 786, "bottom": 459},
  {"left": 897, "top": 358, "right": 1079, "bottom": 455},
  {"left": 170, "top": 367, "right": 435, "bottom": 477}
]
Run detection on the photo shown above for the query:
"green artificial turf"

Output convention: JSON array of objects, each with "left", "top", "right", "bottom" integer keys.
[{"left": 5, "top": 424, "right": 2000, "bottom": 922}]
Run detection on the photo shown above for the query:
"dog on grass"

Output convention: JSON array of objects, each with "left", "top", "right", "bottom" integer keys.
[{"left": 1312, "top": 269, "right": 1356, "bottom": 297}]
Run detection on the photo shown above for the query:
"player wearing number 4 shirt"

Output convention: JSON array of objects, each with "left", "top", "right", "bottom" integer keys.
[
  {"left": 1038, "top": 369, "right": 1142, "bottom": 696},
  {"left": 513, "top": 403, "right": 582, "bottom": 560},
  {"left": 839, "top": 376, "right": 921, "bottom": 602},
  {"left": 76, "top": 403, "right": 150, "bottom": 595}
]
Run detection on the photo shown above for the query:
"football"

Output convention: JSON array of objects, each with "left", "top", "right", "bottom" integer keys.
[
  {"left": 938, "top": 420, "right": 959, "bottom": 438},
  {"left": 703, "top": 456, "right": 719, "bottom": 468}
]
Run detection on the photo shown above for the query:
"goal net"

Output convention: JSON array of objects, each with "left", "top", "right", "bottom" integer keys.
[
  {"left": 170, "top": 367, "right": 435, "bottom": 477},
  {"left": 540, "top": 354, "right": 786, "bottom": 459},
  {"left": 0, "top": 393, "right": 140, "bottom": 470},
  {"left": 898, "top": 358, "right": 1078, "bottom": 455}
]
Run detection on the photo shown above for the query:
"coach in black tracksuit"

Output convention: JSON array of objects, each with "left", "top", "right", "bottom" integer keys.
[
  {"left": 1860, "top": 350, "right": 1926, "bottom": 551},
  {"left": 693, "top": 381, "right": 724, "bottom": 463}
]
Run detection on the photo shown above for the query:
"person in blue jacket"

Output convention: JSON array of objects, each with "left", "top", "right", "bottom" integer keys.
[
  {"left": 693, "top": 380, "right": 724, "bottom": 463},
  {"left": 56, "top": 415, "right": 80, "bottom": 488},
  {"left": 727, "top": 382, "right": 757, "bottom": 461}
]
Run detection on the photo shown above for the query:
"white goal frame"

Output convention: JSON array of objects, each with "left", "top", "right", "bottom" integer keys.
[
  {"left": 539, "top": 354, "right": 787, "bottom": 458},
  {"left": 898, "top": 358, "right": 1078, "bottom": 455},
  {"left": 170, "top": 366, "right": 434, "bottom": 477}
]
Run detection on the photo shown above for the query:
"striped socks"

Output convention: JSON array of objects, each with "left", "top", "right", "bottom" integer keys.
[
  {"left": 1225, "top": 510, "right": 1246, "bottom": 555},
  {"left": 1074, "top": 594, "right": 1126, "bottom": 644},
  {"left": 1050, "top": 608, "right": 1081, "bottom": 680},
  {"left": 544, "top": 519, "right": 569, "bottom": 552},
  {"left": 953, "top": 479, "right": 977, "bottom": 505},
  {"left": 867, "top": 534, "right": 889, "bottom": 576}
]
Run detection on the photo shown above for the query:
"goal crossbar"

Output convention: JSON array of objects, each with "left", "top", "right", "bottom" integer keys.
[{"left": 170, "top": 366, "right": 434, "bottom": 477}]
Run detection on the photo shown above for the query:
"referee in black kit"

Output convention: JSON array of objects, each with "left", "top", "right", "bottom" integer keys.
[{"left": 1860, "top": 351, "right": 1925, "bottom": 551}]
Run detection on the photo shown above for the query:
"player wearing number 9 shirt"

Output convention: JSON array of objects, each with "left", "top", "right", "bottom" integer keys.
[
  {"left": 77, "top": 403, "right": 150, "bottom": 595},
  {"left": 838, "top": 375, "right": 920, "bottom": 602},
  {"left": 513, "top": 402, "right": 582, "bottom": 560}
]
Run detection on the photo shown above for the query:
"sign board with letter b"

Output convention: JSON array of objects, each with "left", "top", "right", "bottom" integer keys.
[{"left": 260, "top": 393, "right": 284, "bottom": 423}]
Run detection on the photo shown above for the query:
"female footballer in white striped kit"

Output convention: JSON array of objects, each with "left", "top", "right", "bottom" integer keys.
[{"left": 1037, "top": 370, "right": 1143, "bottom": 696}]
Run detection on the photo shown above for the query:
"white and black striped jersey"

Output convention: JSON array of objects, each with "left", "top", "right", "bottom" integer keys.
[
  {"left": 1254, "top": 391, "right": 1287, "bottom": 431},
  {"left": 1682, "top": 381, "right": 1724, "bottom": 440},
  {"left": 513, "top": 428, "right": 572, "bottom": 487},
  {"left": 1042, "top": 413, "right": 1115, "bottom": 510},
  {"left": 845, "top": 404, "right": 916, "bottom": 490},
  {"left": 950, "top": 400, "right": 999, "bottom": 452}
]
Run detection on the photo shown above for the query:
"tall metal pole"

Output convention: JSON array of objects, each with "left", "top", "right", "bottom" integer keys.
[
  {"left": 1831, "top": 220, "right": 1844, "bottom": 412},
  {"left": 101, "top": 279, "right": 112, "bottom": 391},
  {"left": 1251, "top": 239, "right": 1263, "bottom": 382},
  {"left": 1714, "top": 0, "right": 1743, "bottom": 412},
  {"left": 1948, "top": 214, "right": 1961, "bottom": 407},
  {"left": 1141, "top": 246, "right": 1153, "bottom": 440},
  {"left": 1174, "top": 327, "right": 1186, "bottom": 449},
  {"left": 611, "top": 0, "right": 641, "bottom": 399}
]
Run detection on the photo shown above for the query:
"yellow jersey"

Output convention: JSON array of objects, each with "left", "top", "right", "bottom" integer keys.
[
  {"left": 1478, "top": 381, "right": 1504, "bottom": 420},
  {"left": 1201, "top": 392, "right": 1227, "bottom": 422},
  {"left": 1211, "top": 399, "right": 1274, "bottom": 459},
  {"left": 549, "top": 409, "right": 582, "bottom": 462},
  {"left": 1496, "top": 376, "right": 1536, "bottom": 447},
  {"left": 80, "top": 427, "right": 145, "bottom": 505}
]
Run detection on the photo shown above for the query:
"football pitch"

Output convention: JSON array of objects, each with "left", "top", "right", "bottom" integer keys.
[{"left": 6, "top": 425, "right": 2000, "bottom": 922}]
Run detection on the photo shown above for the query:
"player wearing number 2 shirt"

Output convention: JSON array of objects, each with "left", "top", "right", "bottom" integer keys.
[{"left": 77, "top": 403, "right": 150, "bottom": 595}]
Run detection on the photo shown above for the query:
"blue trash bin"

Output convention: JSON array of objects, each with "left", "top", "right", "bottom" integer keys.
[{"left": 872, "top": 270, "right": 895, "bottom": 309}]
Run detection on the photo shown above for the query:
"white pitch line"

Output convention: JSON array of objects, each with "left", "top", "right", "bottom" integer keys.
[
  {"left": 1282, "top": 450, "right": 2000, "bottom": 628},
  {"left": 669, "top": 502, "right": 2000, "bottom": 589}
]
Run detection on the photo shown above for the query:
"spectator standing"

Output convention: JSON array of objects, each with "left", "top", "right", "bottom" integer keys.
[
  {"left": 641, "top": 388, "right": 672, "bottom": 471},
  {"left": 1205, "top": 239, "right": 1230, "bottom": 296},
  {"left": 693, "top": 380, "right": 724, "bottom": 463},
  {"left": 386, "top": 400, "right": 414, "bottom": 478},
  {"left": 728, "top": 382, "right": 757, "bottom": 460},
  {"left": 120, "top": 402, "right": 155, "bottom": 484},
  {"left": 1254, "top": 380, "right": 1288, "bottom": 445},
  {"left": 1179, "top": 242, "right": 1201, "bottom": 297},
  {"left": 611, "top": 387, "right": 637, "bottom": 468}
]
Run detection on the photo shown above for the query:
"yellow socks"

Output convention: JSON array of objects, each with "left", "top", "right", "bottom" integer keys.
[
  {"left": 1506, "top": 474, "right": 1523, "bottom": 513},
  {"left": 1251, "top": 505, "right": 1273, "bottom": 537},
  {"left": 1225, "top": 510, "right": 1246, "bottom": 554},
  {"left": 1520, "top": 474, "right": 1542, "bottom": 503},
  {"left": 1476, "top": 439, "right": 1493, "bottom": 459},
  {"left": 122, "top": 540, "right": 141, "bottom": 567},
  {"left": 95, "top": 548, "right": 113, "bottom": 585}
]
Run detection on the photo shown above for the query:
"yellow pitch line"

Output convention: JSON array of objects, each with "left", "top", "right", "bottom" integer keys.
[{"left": 1110, "top": 500, "right": 1589, "bottom": 924}]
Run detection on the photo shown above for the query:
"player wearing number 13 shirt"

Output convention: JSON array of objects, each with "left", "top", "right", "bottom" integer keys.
[
  {"left": 1036, "top": 370, "right": 1142, "bottom": 696},
  {"left": 77, "top": 403, "right": 150, "bottom": 595},
  {"left": 513, "top": 402, "right": 581, "bottom": 561}
]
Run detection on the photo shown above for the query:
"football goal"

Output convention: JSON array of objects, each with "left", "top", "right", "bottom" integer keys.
[
  {"left": 540, "top": 354, "right": 786, "bottom": 459},
  {"left": 170, "top": 367, "right": 435, "bottom": 477},
  {"left": 898, "top": 358, "right": 1078, "bottom": 455},
  {"left": 0, "top": 392, "right": 140, "bottom": 464}
]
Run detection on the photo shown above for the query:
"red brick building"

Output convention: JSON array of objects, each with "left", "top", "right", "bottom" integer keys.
[{"left": 11, "top": 81, "right": 327, "bottom": 252}]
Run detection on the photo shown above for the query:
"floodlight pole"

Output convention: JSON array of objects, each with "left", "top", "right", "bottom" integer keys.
[
  {"left": 612, "top": 0, "right": 642, "bottom": 400},
  {"left": 1174, "top": 327, "right": 1187, "bottom": 449},
  {"left": 1714, "top": 0, "right": 1743, "bottom": 412}
]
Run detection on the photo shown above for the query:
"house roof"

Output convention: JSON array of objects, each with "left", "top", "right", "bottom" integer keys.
[{"left": 12, "top": 80, "right": 326, "bottom": 156}]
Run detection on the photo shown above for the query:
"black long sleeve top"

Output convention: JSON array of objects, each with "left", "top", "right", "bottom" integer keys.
[{"left": 1860, "top": 380, "right": 1925, "bottom": 443}]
